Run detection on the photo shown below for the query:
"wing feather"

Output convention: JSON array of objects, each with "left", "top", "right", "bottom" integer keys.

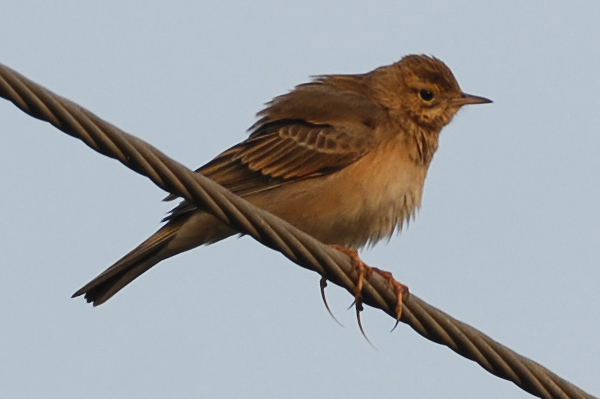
[{"left": 163, "top": 78, "right": 386, "bottom": 221}]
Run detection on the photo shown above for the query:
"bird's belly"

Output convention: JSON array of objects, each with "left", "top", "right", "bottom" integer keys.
[{"left": 251, "top": 149, "right": 426, "bottom": 249}]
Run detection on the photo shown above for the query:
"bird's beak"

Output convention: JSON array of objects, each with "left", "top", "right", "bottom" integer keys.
[{"left": 454, "top": 92, "right": 493, "bottom": 106}]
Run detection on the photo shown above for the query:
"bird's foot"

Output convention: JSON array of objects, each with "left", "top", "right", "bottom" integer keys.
[
  {"left": 330, "top": 245, "right": 375, "bottom": 345},
  {"left": 371, "top": 267, "right": 409, "bottom": 331},
  {"left": 331, "top": 245, "right": 408, "bottom": 338}
]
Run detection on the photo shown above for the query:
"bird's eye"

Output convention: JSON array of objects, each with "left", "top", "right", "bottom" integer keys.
[{"left": 419, "top": 89, "right": 434, "bottom": 101}]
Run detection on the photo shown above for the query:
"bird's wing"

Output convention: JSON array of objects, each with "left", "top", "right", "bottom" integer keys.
[
  {"left": 163, "top": 79, "right": 385, "bottom": 221},
  {"left": 163, "top": 119, "right": 376, "bottom": 221}
]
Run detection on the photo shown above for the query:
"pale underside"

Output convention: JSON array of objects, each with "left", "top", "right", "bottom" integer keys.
[{"left": 163, "top": 118, "right": 427, "bottom": 249}]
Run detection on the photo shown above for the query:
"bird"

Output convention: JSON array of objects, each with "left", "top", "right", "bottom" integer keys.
[{"left": 73, "top": 54, "right": 491, "bottom": 307}]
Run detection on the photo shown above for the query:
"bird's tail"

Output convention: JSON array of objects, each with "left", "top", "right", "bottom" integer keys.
[{"left": 72, "top": 222, "right": 181, "bottom": 306}]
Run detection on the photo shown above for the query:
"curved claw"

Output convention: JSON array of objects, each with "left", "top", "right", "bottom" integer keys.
[
  {"left": 331, "top": 244, "right": 376, "bottom": 347},
  {"left": 390, "top": 319, "right": 401, "bottom": 333},
  {"left": 355, "top": 300, "right": 377, "bottom": 350},
  {"left": 331, "top": 244, "right": 408, "bottom": 344},
  {"left": 320, "top": 277, "right": 344, "bottom": 328},
  {"left": 371, "top": 267, "right": 408, "bottom": 332}
]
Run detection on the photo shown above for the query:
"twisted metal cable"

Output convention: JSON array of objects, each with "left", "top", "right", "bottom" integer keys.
[{"left": 0, "top": 63, "right": 595, "bottom": 399}]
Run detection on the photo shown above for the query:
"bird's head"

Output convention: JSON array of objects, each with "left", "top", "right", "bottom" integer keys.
[{"left": 373, "top": 54, "right": 491, "bottom": 131}]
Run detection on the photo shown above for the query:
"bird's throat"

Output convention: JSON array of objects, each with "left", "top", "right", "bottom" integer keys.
[{"left": 407, "top": 125, "right": 440, "bottom": 165}]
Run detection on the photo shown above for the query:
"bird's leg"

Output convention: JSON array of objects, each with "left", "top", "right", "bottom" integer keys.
[
  {"left": 371, "top": 267, "right": 409, "bottom": 331},
  {"left": 330, "top": 245, "right": 375, "bottom": 345},
  {"left": 331, "top": 245, "right": 408, "bottom": 334}
]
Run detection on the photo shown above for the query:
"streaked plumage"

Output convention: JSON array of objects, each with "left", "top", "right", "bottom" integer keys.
[{"left": 73, "top": 54, "right": 491, "bottom": 306}]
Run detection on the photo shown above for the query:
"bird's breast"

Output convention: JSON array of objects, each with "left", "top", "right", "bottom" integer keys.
[
  {"left": 340, "top": 139, "right": 427, "bottom": 247},
  {"left": 252, "top": 137, "right": 428, "bottom": 249}
]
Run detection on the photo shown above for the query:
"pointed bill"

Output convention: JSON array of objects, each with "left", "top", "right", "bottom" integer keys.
[{"left": 454, "top": 92, "right": 493, "bottom": 106}]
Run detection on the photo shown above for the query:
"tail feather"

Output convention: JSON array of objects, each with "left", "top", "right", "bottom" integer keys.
[{"left": 72, "top": 223, "right": 179, "bottom": 306}]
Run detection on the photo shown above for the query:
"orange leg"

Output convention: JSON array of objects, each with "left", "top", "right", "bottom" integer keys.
[
  {"left": 372, "top": 267, "right": 409, "bottom": 330},
  {"left": 331, "top": 245, "right": 409, "bottom": 336}
]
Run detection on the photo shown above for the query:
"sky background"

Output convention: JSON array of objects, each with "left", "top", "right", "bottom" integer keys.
[{"left": 1, "top": 1, "right": 599, "bottom": 398}]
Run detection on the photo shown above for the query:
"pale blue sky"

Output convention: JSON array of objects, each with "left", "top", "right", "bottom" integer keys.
[{"left": 1, "top": 1, "right": 598, "bottom": 398}]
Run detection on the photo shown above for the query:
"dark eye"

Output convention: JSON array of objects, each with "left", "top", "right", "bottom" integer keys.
[{"left": 419, "top": 89, "right": 434, "bottom": 101}]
